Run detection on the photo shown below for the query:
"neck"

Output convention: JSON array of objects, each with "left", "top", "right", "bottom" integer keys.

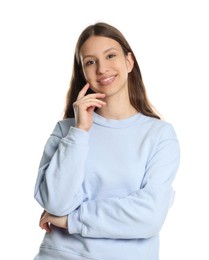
[{"left": 96, "top": 95, "right": 138, "bottom": 120}]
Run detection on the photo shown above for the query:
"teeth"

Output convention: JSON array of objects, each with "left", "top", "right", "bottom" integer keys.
[
  {"left": 100, "top": 76, "right": 113, "bottom": 83},
  {"left": 103, "top": 78, "right": 110, "bottom": 82}
]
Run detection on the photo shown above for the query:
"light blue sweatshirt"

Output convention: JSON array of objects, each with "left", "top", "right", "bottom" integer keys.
[{"left": 34, "top": 112, "right": 180, "bottom": 260}]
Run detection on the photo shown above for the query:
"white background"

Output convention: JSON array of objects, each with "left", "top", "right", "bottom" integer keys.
[{"left": 0, "top": 0, "right": 208, "bottom": 259}]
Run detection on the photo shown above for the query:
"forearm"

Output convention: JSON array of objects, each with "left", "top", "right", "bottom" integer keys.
[
  {"left": 68, "top": 184, "right": 174, "bottom": 239},
  {"left": 34, "top": 126, "right": 89, "bottom": 216}
]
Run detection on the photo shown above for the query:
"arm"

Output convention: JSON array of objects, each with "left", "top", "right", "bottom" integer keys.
[
  {"left": 34, "top": 121, "right": 90, "bottom": 216},
  {"left": 34, "top": 84, "right": 106, "bottom": 216},
  {"left": 68, "top": 124, "right": 180, "bottom": 239}
]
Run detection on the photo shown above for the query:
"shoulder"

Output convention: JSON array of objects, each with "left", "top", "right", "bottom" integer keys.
[
  {"left": 141, "top": 115, "right": 178, "bottom": 141},
  {"left": 51, "top": 118, "right": 75, "bottom": 138}
]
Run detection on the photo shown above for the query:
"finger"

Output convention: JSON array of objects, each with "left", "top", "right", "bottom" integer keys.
[
  {"left": 40, "top": 210, "right": 46, "bottom": 220},
  {"left": 77, "top": 83, "right": 90, "bottom": 100},
  {"left": 87, "top": 106, "right": 96, "bottom": 114},
  {"left": 40, "top": 215, "right": 51, "bottom": 233},
  {"left": 41, "top": 222, "right": 51, "bottom": 233},
  {"left": 40, "top": 212, "right": 50, "bottom": 221},
  {"left": 82, "top": 92, "right": 106, "bottom": 101},
  {"left": 78, "top": 100, "right": 106, "bottom": 110},
  {"left": 39, "top": 215, "right": 48, "bottom": 228},
  {"left": 79, "top": 98, "right": 106, "bottom": 106}
]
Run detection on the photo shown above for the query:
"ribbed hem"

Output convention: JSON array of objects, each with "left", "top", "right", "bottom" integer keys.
[{"left": 68, "top": 209, "right": 82, "bottom": 234}]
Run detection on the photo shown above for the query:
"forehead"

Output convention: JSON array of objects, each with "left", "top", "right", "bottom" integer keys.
[{"left": 80, "top": 36, "right": 122, "bottom": 57}]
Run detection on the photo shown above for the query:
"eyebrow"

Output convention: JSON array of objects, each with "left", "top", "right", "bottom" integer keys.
[{"left": 82, "top": 47, "right": 119, "bottom": 60}]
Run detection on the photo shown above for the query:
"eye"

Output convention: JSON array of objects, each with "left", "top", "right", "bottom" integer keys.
[
  {"left": 85, "top": 60, "right": 96, "bottom": 66},
  {"left": 107, "top": 54, "right": 116, "bottom": 59}
]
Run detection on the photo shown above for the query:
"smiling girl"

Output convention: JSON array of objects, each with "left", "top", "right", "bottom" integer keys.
[{"left": 34, "top": 22, "right": 180, "bottom": 260}]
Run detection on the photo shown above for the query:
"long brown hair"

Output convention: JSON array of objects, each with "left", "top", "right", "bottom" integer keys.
[{"left": 63, "top": 22, "right": 160, "bottom": 119}]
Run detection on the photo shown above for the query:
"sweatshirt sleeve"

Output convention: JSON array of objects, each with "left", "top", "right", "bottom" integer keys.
[
  {"left": 68, "top": 124, "right": 180, "bottom": 239},
  {"left": 34, "top": 120, "right": 89, "bottom": 216}
]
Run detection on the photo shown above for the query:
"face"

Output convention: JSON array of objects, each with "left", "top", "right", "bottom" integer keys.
[{"left": 80, "top": 36, "right": 134, "bottom": 97}]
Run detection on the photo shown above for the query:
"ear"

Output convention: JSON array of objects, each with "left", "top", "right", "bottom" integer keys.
[{"left": 126, "top": 52, "right": 134, "bottom": 73}]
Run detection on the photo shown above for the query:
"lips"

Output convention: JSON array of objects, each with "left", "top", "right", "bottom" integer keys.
[{"left": 98, "top": 75, "right": 116, "bottom": 86}]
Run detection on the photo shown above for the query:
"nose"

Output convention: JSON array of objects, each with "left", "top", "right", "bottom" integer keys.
[{"left": 96, "top": 59, "right": 109, "bottom": 74}]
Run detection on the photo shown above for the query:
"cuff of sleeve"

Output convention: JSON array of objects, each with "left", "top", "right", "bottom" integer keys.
[
  {"left": 64, "top": 127, "right": 89, "bottom": 146},
  {"left": 68, "top": 208, "right": 83, "bottom": 234}
]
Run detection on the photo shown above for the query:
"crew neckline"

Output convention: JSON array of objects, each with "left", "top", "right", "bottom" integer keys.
[{"left": 93, "top": 112, "right": 144, "bottom": 129}]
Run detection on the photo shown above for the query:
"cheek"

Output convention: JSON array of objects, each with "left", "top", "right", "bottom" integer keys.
[
  {"left": 82, "top": 68, "right": 88, "bottom": 81},
  {"left": 119, "top": 63, "right": 131, "bottom": 75},
  {"left": 116, "top": 59, "right": 129, "bottom": 71},
  {"left": 82, "top": 68, "right": 94, "bottom": 82},
  {"left": 83, "top": 74, "right": 95, "bottom": 89}
]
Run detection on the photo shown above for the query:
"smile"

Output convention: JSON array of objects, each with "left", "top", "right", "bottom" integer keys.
[{"left": 98, "top": 76, "right": 116, "bottom": 86}]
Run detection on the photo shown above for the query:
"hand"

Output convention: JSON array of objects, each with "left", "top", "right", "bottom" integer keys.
[
  {"left": 73, "top": 83, "right": 106, "bottom": 131},
  {"left": 39, "top": 210, "right": 67, "bottom": 233}
]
